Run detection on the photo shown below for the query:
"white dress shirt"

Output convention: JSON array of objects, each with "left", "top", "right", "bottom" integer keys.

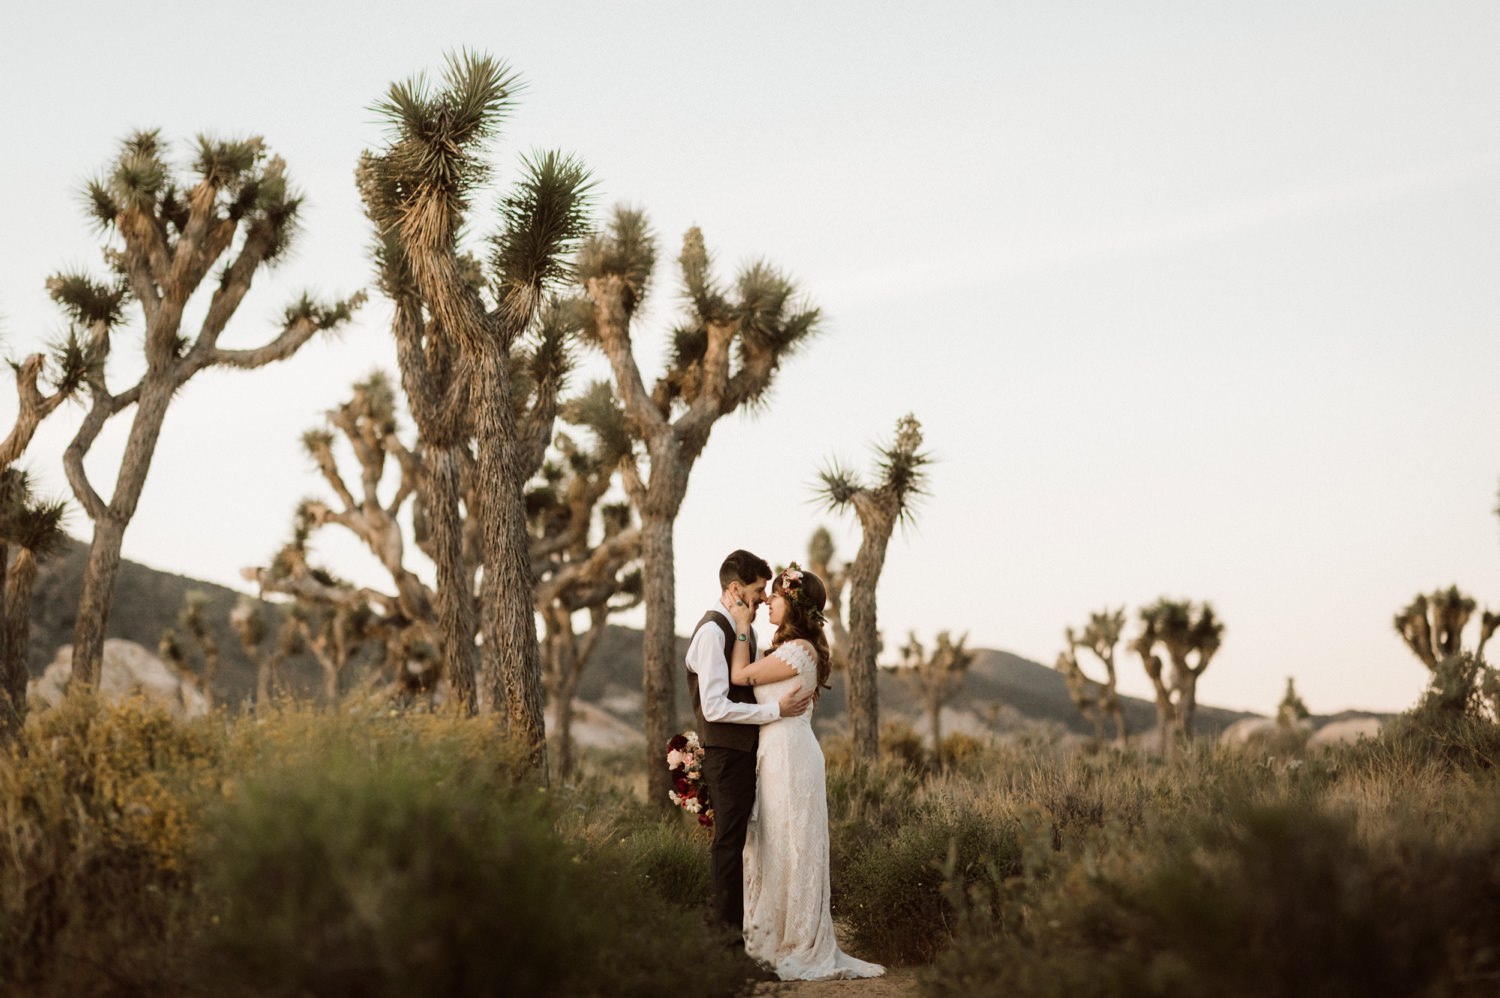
[{"left": 686, "top": 605, "right": 782, "bottom": 725}]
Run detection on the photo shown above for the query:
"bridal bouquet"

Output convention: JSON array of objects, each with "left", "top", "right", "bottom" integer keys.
[{"left": 666, "top": 731, "right": 714, "bottom": 828}]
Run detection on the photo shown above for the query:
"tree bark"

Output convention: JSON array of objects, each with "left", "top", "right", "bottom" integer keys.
[
  {"left": 71, "top": 374, "right": 175, "bottom": 688},
  {"left": 472, "top": 350, "right": 546, "bottom": 770},
  {"left": 640, "top": 514, "right": 677, "bottom": 804},
  {"left": 0, "top": 546, "right": 33, "bottom": 740},
  {"left": 845, "top": 518, "right": 893, "bottom": 764},
  {"left": 1177, "top": 669, "right": 1198, "bottom": 739},
  {"left": 425, "top": 446, "right": 479, "bottom": 714}
]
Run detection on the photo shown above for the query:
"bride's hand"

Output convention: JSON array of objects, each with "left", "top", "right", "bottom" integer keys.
[{"left": 727, "top": 595, "right": 755, "bottom": 631}]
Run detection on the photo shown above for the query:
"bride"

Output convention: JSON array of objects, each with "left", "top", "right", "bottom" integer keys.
[{"left": 727, "top": 565, "right": 885, "bottom": 981}]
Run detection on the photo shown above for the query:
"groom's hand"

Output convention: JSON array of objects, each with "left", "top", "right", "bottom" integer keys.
[{"left": 778, "top": 688, "right": 814, "bottom": 718}]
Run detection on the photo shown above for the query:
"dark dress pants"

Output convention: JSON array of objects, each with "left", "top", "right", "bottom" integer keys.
[{"left": 701, "top": 744, "right": 757, "bottom": 933}]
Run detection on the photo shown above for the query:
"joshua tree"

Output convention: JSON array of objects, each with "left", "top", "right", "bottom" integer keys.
[
  {"left": 530, "top": 392, "right": 642, "bottom": 779},
  {"left": 1277, "top": 676, "right": 1310, "bottom": 728},
  {"left": 0, "top": 470, "right": 67, "bottom": 737},
  {"left": 532, "top": 490, "right": 642, "bottom": 780},
  {"left": 1058, "top": 608, "right": 1128, "bottom": 745},
  {"left": 57, "top": 130, "right": 362, "bottom": 689},
  {"left": 360, "top": 53, "right": 593, "bottom": 770},
  {"left": 1394, "top": 587, "right": 1498, "bottom": 669},
  {"left": 158, "top": 590, "right": 220, "bottom": 709},
  {"left": 1133, "top": 599, "right": 1223, "bottom": 751},
  {"left": 291, "top": 600, "right": 381, "bottom": 705},
  {"left": 227, "top": 594, "right": 275, "bottom": 710},
  {"left": 578, "top": 208, "right": 821, "bottom": 803},
  {"left": 807, "top": 527, "right": 851, "bottom": 670},
  {"left": 819, "top": 414, "right": 930, "bottom": 763},
  {"left": 896, "top": 630, "right": 972, "bottom": 764},
  {"left": 1056, "top": 643, "right": 1109, "bottom": 744}
]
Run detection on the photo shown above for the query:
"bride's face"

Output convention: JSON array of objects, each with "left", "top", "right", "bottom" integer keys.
[{"left": 767, "top": 591, "right": 788, "bottom": 627}]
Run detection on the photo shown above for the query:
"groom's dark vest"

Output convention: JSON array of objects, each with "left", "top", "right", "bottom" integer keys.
[{"left": 687, "top": 611, "right": 759, "bottom": 753}]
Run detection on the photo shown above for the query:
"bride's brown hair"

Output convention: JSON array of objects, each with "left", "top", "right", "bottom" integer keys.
[{"left": 770, "top": 566, "right": 833, "bottom": 689}]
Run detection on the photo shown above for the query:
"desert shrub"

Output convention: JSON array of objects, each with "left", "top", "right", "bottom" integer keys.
[
  {"left": 621, "top": 819, "right": 713, "bottom": 907},
  {"left": 195, "top": 730, "right": 745, "bottom": 998},
  {"left": 925, "top": 797, "right": 1500, "bottom": 998},
  {"left": 0, "top": 694, "right": 223, "bottom": 994},
  {"left": 836, "top": 808, "right": 1021, "bottom": 965}
]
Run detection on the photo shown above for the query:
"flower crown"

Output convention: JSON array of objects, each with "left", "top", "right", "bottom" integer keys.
[{"left": 776, "top": 562, "right": 826, "bottom": 626}]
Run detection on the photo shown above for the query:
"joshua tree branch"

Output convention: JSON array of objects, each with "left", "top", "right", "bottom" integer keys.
[{"left": 0, "top": 355, "right": 67, "bottom": 469}]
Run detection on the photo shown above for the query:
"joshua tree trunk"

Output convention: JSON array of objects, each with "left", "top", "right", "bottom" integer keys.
[
  {"left": 426, "top": 448, "right": 479, "bottom": 712},
  {"left": 845, "top": 517, "right": 894, "bottom": 763},
  {"left": 69, "top": 374, "right": 174, "bottom": 686},
  {"left": 391, "top": 296, "right": 480, "bottom": 714},
  {"left": 0, "top": 547, "right": 36, "bottom": 738},
  {"left": 1176, "top": 669, "right": 1199, "bottom": 738},
  {"left": 639, "top": 512, "right": 678, "bottom": 797},
  {"left": 925, "top": 691, "right": 942, "bottom": 763}
]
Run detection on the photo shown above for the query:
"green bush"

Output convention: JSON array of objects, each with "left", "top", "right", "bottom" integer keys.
[
  {"left": 195, "top": 734, "right": 745, "bottom": 997},
  {"left": 925, "top": 797, "right": 1500, "bottom": 997},
  {"left": 836, "top": 808, "right": 1021, "bottom": 965},
  {"left": 620, "top": 819, "right": 713, "bottom": 908}
]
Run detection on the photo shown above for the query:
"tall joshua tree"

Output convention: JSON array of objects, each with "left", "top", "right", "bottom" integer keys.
[
  {"left": 896, "top": 630, "right": 972, "bottom": 765},
  {"left": 1134, "top": 598, "right": 1223, "bottom": 750},
  {"left": 1057, "top": 609, "right": 1128, "bottom": 745},
  {"left": 59, "top": 130, "right": 363, "bottom": 688},
  {"left": 819, "top": 414, "right": 930, "bottom": 763},
  {"left": 578, "top": 208, "right": 821, "bottom": 802},
  {"left": 360, "top": 53, "right": 593, "bottom": 768}
]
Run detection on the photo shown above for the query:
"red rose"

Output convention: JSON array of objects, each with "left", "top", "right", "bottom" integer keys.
[{"left": 668, "top": 734, "right": 688, "bottom": 751}]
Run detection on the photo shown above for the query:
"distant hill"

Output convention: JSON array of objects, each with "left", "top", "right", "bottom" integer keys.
[
  {"left": 28, "top": 544, "right": 1369, "bottom": 736},
  {"left": 28, "top": 538, "right": 320, "bottom": 702},
  {"left": 573, "top": 628, "right": 1261, "bottom": 737}
]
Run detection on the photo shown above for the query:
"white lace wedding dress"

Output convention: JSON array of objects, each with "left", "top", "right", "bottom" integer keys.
[{"left": 743, "top": 640, "right": 885, "bottom": 981}]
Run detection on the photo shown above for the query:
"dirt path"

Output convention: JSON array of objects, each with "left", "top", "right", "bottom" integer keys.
[{"left": 748, "top": 967, "right": 922, "bottom": 998}]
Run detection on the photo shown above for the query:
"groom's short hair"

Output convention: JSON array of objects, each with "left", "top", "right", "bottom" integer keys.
[{"left": 720, "top": 549, "right": 772, "bottom": 589}]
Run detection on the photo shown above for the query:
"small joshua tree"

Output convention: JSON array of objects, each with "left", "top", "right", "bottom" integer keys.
[
  {"left": 807, "top": 527, "right": 851, "bottom": 671},
  {"left": 531, "top": 391, "right": 641, "bottom": 780},
  {"left": 158, "top": 590, "right": 220, "bottom": 709},
  {"left": 1277, "top": 676, "right": 1310, "bottom": 728},
  {"left": 819, "top": 414, "right": 931, "bottom": 763},
  {"left": 1133, "top": 598, "right": 1224, "bottom": 752},
  {"left": 578, "top": 208, "right": 821, "bottom": 802},
  {"left": 229, "top": 594, "right": 273, "bottom": 710},
  {"left": 58, "top": 130, "right": 362, "bottom": 689},
  {"left": 1057, "top": 608, "right": 1128, "bottom": 746},
  {"left": 895, "top": 630, "right": 972, "bottom": 765}
]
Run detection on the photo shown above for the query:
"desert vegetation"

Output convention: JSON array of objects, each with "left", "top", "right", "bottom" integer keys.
[{"left": 2, "top": 42, "right": 1497, "bottom": 997}]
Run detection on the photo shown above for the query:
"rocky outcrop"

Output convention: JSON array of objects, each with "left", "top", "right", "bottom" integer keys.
[{"left": 29, "top": 639, "right": 209, "bottom": 718}]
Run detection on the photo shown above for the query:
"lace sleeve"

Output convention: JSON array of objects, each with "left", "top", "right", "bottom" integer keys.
[{"left": 777, "top": 641, "right": 817, "bottom": 677}]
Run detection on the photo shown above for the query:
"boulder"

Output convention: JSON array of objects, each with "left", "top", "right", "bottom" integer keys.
[
  {"left": 29, "top": 639, "right": 209, "bottom": 718},
  {"left": 1308, "top": 716, "right": 1383, "bottom": 748}
]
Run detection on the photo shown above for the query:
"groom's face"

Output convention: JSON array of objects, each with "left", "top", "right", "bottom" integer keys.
[{"left": 731, "top": 576, "right": 771, "bottom": 619}]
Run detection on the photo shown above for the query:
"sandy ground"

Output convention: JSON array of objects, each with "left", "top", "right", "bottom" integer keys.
[{"left": 748, "top": 967, "right": 922, "bottom": 997}]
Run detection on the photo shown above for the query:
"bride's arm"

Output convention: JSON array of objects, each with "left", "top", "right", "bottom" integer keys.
[{"left": 729, "top": 645, "right": 800, "bottom": 686}]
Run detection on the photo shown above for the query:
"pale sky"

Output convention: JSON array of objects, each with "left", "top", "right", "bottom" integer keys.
[{"left": 3, "top": 1, "right": 1498, "bottom": 715}]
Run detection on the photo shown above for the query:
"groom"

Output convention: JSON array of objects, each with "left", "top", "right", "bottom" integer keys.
[{"left": 687, "top": 549, "right": 814, "bottom": 940}]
